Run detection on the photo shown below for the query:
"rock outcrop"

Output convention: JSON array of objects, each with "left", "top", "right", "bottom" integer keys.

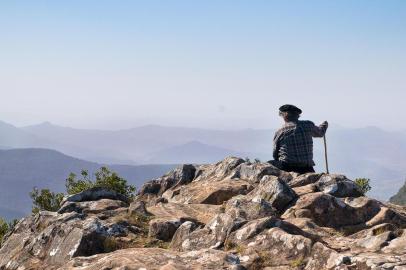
[{"left": 2, "top": 157, "right": 406, "bottom": 269}]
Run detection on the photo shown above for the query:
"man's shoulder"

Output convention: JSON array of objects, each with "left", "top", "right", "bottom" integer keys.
[
  {"left": 275, "top": 123, "right": 295, "bottom": 136},
  {"left": 298, "top": 120, "right": 315, "bottom": 127}
]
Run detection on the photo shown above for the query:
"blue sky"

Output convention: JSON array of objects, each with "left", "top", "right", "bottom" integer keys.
[{"left": 0, "top": 1, "right": 405, "bottom": 129}]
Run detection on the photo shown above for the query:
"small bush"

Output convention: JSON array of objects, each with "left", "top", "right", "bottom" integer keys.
[
  {"left": 0, "top": 218, "right": 8, "bottom": 243},
  {"left": 103, "top": 236, "right": 120, "bottom": 253},
  {"left": 236, "top": 244, "right": 246, "bottom": 254},
  {"left": 66, "top": 167, "right": 136, "bottom": 199},
  {"left": 29, "top": 188, "right": 64, "bottom": 213},
  {"left": 30, "top": 167, "right": 135, "bottom": 214},
  {"left": 65, "top": 170, "right": 93, "bottom": 195},
  {"left": 290, "top": 257, "right": 305, "bottom": 268},
  {"left": 355, "top": 178, "right": 372, "bottom": 195},
  {"left": 254, "top": 158, "right": 261, "bottom": 163},
  {"left": 0, "top": 218, "right": 18, "bottom": 243}
]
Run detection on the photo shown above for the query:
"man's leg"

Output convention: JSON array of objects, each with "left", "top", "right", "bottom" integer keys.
[
  {"left": 295, "top": 166, "right": 315, "bottom": 174},
  {"left": 268, "top": 160, "right": 285, "bottom": 170}
]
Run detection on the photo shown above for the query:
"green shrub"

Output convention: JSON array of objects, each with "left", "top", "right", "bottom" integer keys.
[
  {"left": 0, "top": 218, "right": 8, "bottom": 243},
  {"left": 30, "top": 167, "right": 135, "bottom": 214},
  {"left": 254, "top": 158, "right": 261, "bottom": 163},
  {"left": 355, "top": 178, "right": 372, "bottom": 195},
  {"left": 65, "top": 170, "right": 93, "bottom": 194},
  {"left": 0, "top": 218, "right": 18, "bottom": 243},
  {"left": 65, "top": 167, "right": 136, "bottom": 198},
  {"left": 290, "top": 257, "right": 305, "bottom": 268},
  {"left": 29, "top": 188, "right": 64, "bottom": 213}
]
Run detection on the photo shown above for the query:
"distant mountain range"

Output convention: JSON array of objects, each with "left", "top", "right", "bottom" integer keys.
[
  {"left": 389, "top": 180, "right": 406, "bottom": 206},
  {"left": 144, "top": 141, "right": 248, "bottom": 164},
  {"left": 21, "top": 122, "right": 271, "bottom": 164},
  {"left": 0, "top": 148, "right": 175, "bottom": 220},
  {"left": 1, "top": 120, "right": 406, "bottom": 201}
]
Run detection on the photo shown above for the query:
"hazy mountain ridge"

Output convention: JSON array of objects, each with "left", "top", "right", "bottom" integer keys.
[
  {"left": 144, "top": 140, "right": 251, "bottom": 164},
  {"left": 1, "top": 120, "right": 405, "bottom": 200},
  {"left": 22, "top": 122, "right": 273, "bottom": 163},
  {"left": 0, "top": 148, "right": 175, "bottom": 219},
  {"left": 389, "top": 180, "right": 406, "bottom": 205}
]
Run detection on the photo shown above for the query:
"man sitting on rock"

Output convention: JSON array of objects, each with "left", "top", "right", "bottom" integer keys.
[{"left": 270, "top": 104, "right": 328, "bottom": 174}]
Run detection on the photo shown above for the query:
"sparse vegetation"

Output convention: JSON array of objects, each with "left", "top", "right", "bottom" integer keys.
[
  {"left": 103, "top": 236, "right": 121, "bottom": 252},
  {"left": 255, "top": 250, "right": 273, "bottom": 268},
  {"left": 236, "top": 244, "right": 246, "bottom": 254},
  {"left": 142, "top": 238, "right": 170, "bottom": 249},
  {"left": 29, "top": 188, "right": 64, "bottom": 213},
  {"left": 290, "top": 257, "right": 305, "bottom": 268},
  {"left": 224, "top": 239, "right": 236, "bottom": 251},
  {"left": 355, "top": 178, "right": 372, "bottom": 195},
  {"left": 245, "top": 157, "right": 251, "bottom": 163},
  {"left": 0, "top": 218, "right": 18, "bottom": 243},
  {"left": 254, "top": 158, "right": 261, "bottom": 163},
  {"left": 373, "top": 226, "right": 388, "bottom": 236},
  {"left": 30, "top": 167, "right": 135, "bottom": 214},
  {"left": 0, "top": 218, "right": 8, "bottom": 243},
  {"left": 66, "top": 167, "right": 136, "bottom": 198},
  {"left": 65, "top": 170, "right": 93, "bottom": 195}
]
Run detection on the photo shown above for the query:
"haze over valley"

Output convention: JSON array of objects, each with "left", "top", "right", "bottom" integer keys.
[{"left": 1, "top": 119, "right": 406, "bottom": 219}]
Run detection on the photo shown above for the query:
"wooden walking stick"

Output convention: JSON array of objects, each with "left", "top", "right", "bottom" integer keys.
[{"left": 323, "top": 135, "right": 330, "bottom": 174}]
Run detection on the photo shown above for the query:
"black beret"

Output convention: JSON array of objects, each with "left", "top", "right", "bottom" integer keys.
[{"left": 279, "top": 104, "right": 302, "bottom": 114}]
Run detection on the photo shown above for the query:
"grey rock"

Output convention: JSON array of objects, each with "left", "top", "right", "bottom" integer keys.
[
  {"left": 169, "top": 221, "right": 199, "bottom": 251},
  {"left": 61, "top": 187, "right": 130, "bottom": 204},
  {"left": 315, "top": 174, "right": 363, "bottom": 198},
  {"left": 148, "top": 218, "right": 185, "bottom": 241},
  {"left": 247, "top": 175, "right": 297, "bottom": 212},
  {"left": 138, "top": 164, "right": 196, "bottom": 196},
  {"left": 128, "top": 200, "right": 150, "bottom": 216},
  {"left": 289, "top": 173, "right": 323, "bottom": 188}
]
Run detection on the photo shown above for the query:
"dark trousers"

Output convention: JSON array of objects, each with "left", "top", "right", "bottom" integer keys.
[{"left": 269, "top": 160, "right": 315, "bottom": 174}]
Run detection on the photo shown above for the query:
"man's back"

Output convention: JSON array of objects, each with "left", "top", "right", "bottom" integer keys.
[{"left": 273, "top": 120, "right": 327, "bottom": 166}]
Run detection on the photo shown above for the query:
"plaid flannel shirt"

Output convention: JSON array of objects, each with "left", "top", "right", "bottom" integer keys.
[{"left": 273, "top": 120, "right": 327, "bottom": 166}]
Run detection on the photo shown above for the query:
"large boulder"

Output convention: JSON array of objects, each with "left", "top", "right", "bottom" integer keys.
[
  {"left": 282, "top": 193, "right": 383, "bottom": 230},
  {"left": 247, "top": 176, "right": 297, "bottom": 212},
  {"left": 138, "top": 164, "right": 196, "bottom": 197},
  {"left": 0, "top": 190, "right": 147, "bottom": 269},
  {"left": 169, "top": 221, "right": 200, "bottom": 251},
  {"left": 61, "top": 187, "right": 131, "bottom": 204},
  {"left": 0, "top": 211, "right": 139, "bottom": 269},
  {"left": 193, "top": 157, "right": 245, "bottom": 181},
  {"left": 148, "top": 218, "right": 184, "bottom": 241},
  {"left": 237, "top": 227, "right": 314, "bottom": 269},
  {"left": 162, "top": 179, "right": 253, "bottom": 205},
  {"left": 288, "top": 173, "right": 323, "bottom": 188},
  {"left": 224, "top": 195, "right": 276, "bottom": 221},
  {"left": 58, "top": 198, "right": 128, "bottom": 215},
  {"left": 231, "top": 162, "right": 291, "bottom": 183},
  {"left": 171, "top": 211, "right": 246, "bottom": 251},
  {"left": 315, "top": 174, "right": 363, "bottom": 198},
  {"left": 147, "top": 202, "right": 220, "bottom": 224}
]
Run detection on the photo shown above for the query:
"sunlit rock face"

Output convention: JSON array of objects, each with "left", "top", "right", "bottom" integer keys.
[{"left": 2, "top": 157, "right": 406, "bottom": 270}]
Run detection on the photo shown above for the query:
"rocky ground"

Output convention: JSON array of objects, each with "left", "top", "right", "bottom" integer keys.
[{"left": 1, "top": 157, "right": 406, "bottom": 269}]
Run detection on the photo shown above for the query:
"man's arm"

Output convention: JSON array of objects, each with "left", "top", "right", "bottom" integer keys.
[
  {"left": 273, "top": 131, "right": 281, "bottom": 160},
  {"left": 311, "top": 121, "right": 328, "bottom": 137}
]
